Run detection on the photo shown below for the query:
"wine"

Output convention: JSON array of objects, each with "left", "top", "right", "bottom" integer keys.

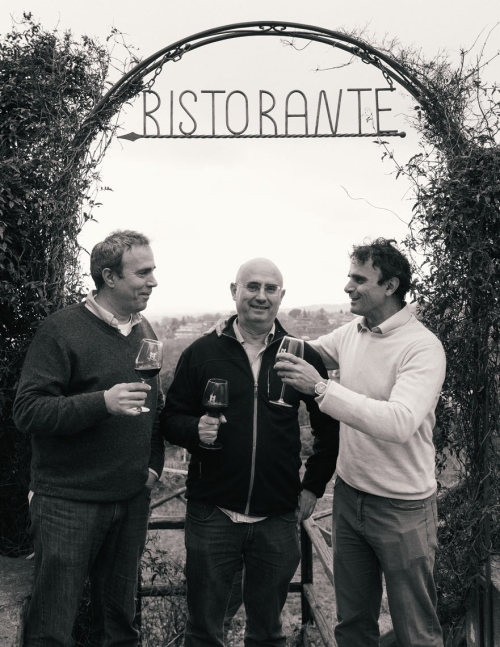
[
  {"left": 134, "top": 339, "right": 163, "bottom": 413},
  {"left": 200, "top": 378, "right": 229, "bottom": 450},
  {"left": 205, "top": 403, "right": 227, "bottom": 417},
  {"left": 135, "top": 367, "right": 161, "bottom": 380},
  {"left": 269, "top": 336, "right": 304, "bottom": 407}
]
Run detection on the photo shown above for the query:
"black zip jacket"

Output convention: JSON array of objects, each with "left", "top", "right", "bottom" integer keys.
[{"left": 160, "top": 316, "right": 339, "bottom": 516}]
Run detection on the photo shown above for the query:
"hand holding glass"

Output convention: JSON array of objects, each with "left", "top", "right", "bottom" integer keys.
[
  {"left": 200, "top": 378, "right": 228, "bottom": 449},
  {"left": 134, "top": 339, "right": 163, "bottom": 413},
  {"left": 270, "top": 336, "right": 304, "bottom": 407}
]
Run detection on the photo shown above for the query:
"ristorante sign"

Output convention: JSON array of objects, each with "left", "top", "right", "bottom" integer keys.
[{"left": 118, "top": 87, "right": 406, "bottom": 140}]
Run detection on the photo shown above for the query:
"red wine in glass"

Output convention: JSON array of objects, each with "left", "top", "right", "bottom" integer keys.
[
  {"left": 200, "top": 378, "right": 228, "bottom": 450},
  {"left": 134, "top": 339, "right": 163, "bottom": 413},
  {"left": 135, "top": 367, "right": 161, "bottom": 380}
]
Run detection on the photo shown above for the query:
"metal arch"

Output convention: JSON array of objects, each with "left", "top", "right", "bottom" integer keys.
[{"left": 80, "top": 20, "right": 431, "bottom": 134}]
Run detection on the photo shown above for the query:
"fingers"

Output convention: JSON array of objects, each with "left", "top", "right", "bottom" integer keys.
[
  {"left": 276, "top": 352, "right": 303, "bottom": 364},
  {"left": 129, "top": 382, "right": 152, "bottom": 391},
  {"left": 298, "top": 504, "right": 315, "bottom": 523},
  {"left": 200, "top": 415, "right": 220, "bottom": 426},
  {"left": 198, "top": 412, "right": 228, "bottom": 445},
  {"left": 297, "top": 490, "right": 317, "bottom": 523},
  {"left": 104, "top": 383, "right": 151, "bottom": 415}
]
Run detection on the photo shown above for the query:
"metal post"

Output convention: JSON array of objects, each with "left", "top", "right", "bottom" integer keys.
[
  {"left": 300, "top": 523, "right": 314, "bottom": 626},
  {"left": 135, "top": 568, "right": 143, "bottom": 645}
]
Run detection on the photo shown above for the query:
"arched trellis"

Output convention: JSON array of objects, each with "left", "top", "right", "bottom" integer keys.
[
  {"left": 71, "top": 20, "right": 495, "bottom": 646},
  {"left": 74, "top": 21, "right": 463, "bottom": 149},
  {"left": 2, "top": 15, "right": 496, "bottom": 646}
]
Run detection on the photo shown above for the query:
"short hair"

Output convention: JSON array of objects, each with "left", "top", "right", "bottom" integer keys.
[
  {"left": 350, "top": 238, "right": 412, "bottom": 302},
  {"left": 90, "top": 230, "right": 150, "bottom": 289}
]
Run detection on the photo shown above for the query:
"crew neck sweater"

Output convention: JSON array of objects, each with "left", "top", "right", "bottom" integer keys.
[
  {"left": 311, "top": 306, "right": 446, "bottom": 499},
  {"left": 13, "top": 303, "right": 164, "bottom": 502}
]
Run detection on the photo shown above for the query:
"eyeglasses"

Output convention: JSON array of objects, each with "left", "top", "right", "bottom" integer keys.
[{"left": 237, "top": 282, "right": 282, "bottom": 295}]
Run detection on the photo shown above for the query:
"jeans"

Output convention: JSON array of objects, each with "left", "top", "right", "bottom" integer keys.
[
  {"left": 184, "top": 502, "right": 300, "bottom": 647},
  {"left": 24, "top": 489, "right": 151, "bottom": 647},
  {"left": 332, "top": 477, "right": 443, "bottom": 647}
]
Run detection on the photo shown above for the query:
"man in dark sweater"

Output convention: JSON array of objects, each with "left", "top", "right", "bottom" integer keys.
[
  {"left": 14, "top": 230, "right": 164, "bottom": 646},
  {"left": 161, "top": 258, "right": 339, "bottom": 647}
]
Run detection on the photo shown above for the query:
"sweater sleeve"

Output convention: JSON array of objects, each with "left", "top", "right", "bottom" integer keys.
[
  {"left": 13, "top": 325, "right": 109, "bottom": 435},
  {"left": 160, "top": 349, "right": 203, "bottom": 455},
  {"left": 300, "top": 344, "right": 339, "bottom": 498},
  {"left": 318, "top": 340, "right": 446, "bottom": 444},
  {"left": 309, "top": 330, "right": 340, "bottom": 371}
]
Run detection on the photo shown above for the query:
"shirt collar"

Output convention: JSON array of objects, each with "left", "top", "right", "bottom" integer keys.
[
  {"left": 85, "top": 290, "right": 142, "bottom": 329},
  {"left": 357, "top": 304, "right": 411, "bottom": 335},
  {"left": 233, "top": 319, "right": 275, "bottom": 346}
]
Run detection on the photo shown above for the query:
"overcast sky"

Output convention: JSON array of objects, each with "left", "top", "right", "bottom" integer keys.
[{"left": 2, "top": 1, "right": 499, "bottom": 316}]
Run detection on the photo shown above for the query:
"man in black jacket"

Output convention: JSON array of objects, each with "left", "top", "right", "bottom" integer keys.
[{"left": 161, "top": 257, "right": 339, "bottom": 647}]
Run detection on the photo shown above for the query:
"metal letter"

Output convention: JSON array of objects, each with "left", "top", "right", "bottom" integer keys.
[
  {"left": 347, "top": 88, "right": 371, "bottom": 134},
  {"left": 285, "top": 90, "right": 308, "bottom": 135},
  {"left": 178, "top": 90, "right": 197, "bottom": 136},
  {"left": 375, "top": 87, "right": 397, "bottom": 134},
  {"left": 225, "top": 91, "right": 249, "bottom": 135},
  {"left": 143, "top": 90, "right": 161, "bottom": 136},
  {"left": 259, "top": 91, "right": 277, "bottom": 135},
  {"left": 201, "top": 90, "right": 225, "bottom": 135},
  {"left": 314, "top": 89, "right": 342, "bottom": 135}
]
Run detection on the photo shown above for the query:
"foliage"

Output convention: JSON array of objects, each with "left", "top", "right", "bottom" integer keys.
[
  {"left": 0, "top": 14, "right": 141, "bottom": 554},
  {"left": 140, "top": 532, "right": 187, "bottom": 647},
  {"left": 376, "top": 37, "right": 500, "bottom": 638}
]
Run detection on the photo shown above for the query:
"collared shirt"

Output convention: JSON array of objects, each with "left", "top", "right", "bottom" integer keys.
[
  {"left": 218, "top": 319, "right": 275, "bottom": 524},
  {"left": 85, "top": 290, "right": 142, "bottom": 336},
  {"left": 356, "top": 304, "right": 411, "bottom": 335},
  {"left": 233, "top": 319, "right": 275, "bottom": 380}
]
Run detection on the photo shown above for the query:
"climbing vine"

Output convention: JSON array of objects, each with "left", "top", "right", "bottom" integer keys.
[
  {"left": 0, "top": 14, "right": 143, "bottom": 553},
  {"left": 379, "top": 40, "right": 499, "bottom": 639}
]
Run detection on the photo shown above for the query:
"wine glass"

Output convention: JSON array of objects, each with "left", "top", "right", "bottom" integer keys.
[
  {"left": 200, "top": 378, "right": 229, "bottom": 450},
  {"left": 269, "top": 336, "right": 304, "bottom": 407},
  {"left": 134, "top": 339, "right": 163, "bottom": 413}
]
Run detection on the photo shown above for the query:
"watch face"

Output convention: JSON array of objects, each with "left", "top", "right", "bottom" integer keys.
[{"left": 315, "top": 382, "right": 327, "bottom": 395}]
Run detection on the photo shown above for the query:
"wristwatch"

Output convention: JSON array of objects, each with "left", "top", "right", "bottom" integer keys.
[{"left": 314, "top": 381, "right": 328, "bottom": 396}]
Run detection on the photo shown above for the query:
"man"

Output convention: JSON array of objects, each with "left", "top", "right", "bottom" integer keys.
[
  {"left": 161, "top": 258, "right": 339, "bottom": 647},
  {"left": 275, "top": 238, "right": 446, "bottom": 647},
  {"left": 14, "top": 230, "right": 164, "bottom": 646}
]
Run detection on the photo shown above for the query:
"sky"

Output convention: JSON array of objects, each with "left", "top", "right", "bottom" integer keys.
[{"left": 2, "top": 1, "right": 499, "bottom": 317}]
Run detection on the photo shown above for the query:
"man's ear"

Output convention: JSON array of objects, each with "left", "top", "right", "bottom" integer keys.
[
  {"left": 385, "top": 277, "right": 400, "bottom": 297},
  {"left": 230, "top": 282, "right": 237, "bottom": 301},
  {"left": 279, "top": 288, "right": 286, "bottom": 303},
  {"left": 101, "top": 268, "right": 115, "bottom": 289}
]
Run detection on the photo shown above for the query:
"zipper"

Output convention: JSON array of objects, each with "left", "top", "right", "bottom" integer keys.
[
  {"left": 221, "top": 328, "right": 285, "bottom": 515},
  {"left": 245, "top": 381, "right": 259, "bottom": 514}
]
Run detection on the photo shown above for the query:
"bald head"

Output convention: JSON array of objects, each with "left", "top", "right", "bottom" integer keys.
[
  {"left": 231, "top": 258, "right": 285, "bottom": 334},
  {"left": 235, "top": 258, "right": 284, "bottom": 287}
]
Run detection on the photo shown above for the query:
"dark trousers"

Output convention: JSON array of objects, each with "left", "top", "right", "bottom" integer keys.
[
  {"left": 333, "top": 477, "right": 443, "bottom": 647},
  {"left": 184, "top": 502, "right": 300, "bottom": 647},
  {"left": 24, "top": 489, "right": 151, "bottom": 647}
]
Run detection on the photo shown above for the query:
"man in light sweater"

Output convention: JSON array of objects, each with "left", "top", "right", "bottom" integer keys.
[
  {"left": 275, "top": 238, "right": 446, "bottom": 647},
  {"left": 14, "top": 230, "right": 164, "bottom": 646}
]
